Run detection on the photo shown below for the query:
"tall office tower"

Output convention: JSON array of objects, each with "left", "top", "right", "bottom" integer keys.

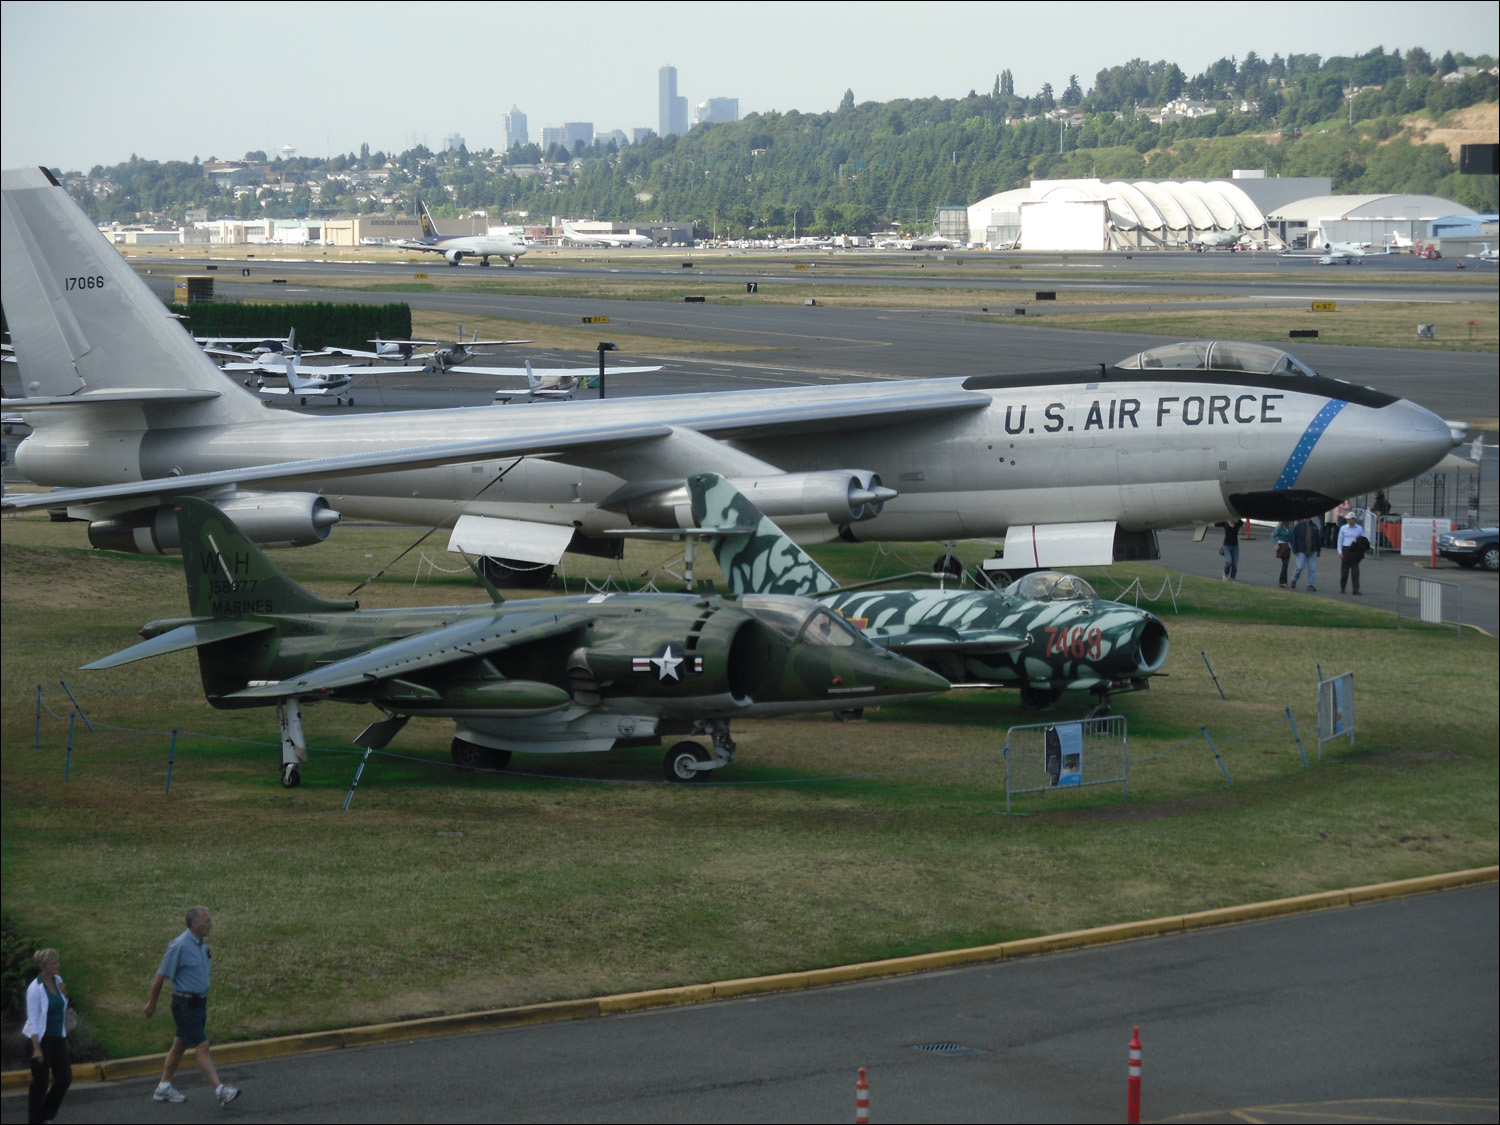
[
  {"left": 659, "top": 66, "right": 689, "bottom": 137},
  {"left": 695, "top": 97, "right": 740, "bottom": 125},
  {"left": 502, "top": 105, "right": 528, "bottom": 151},
  {"left": 564, "top": 122, "right": 594, "bottom": 151}
]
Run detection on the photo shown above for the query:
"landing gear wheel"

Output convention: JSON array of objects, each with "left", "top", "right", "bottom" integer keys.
[
  {"left": 281, "top": 763, "right": 301, "bottom": 788},
  {"left": 480, "top": 557, "right": 554, "bottom": 588},
  {"left": 451, "top": 736, "right": 507, "bottom": 771},
  {"left": 663, "top": 741, "right": 712, "bottom": 783},
  {"left": 1019, "top": 685, "right": 1063, "bottom": 710},
  {"left": 932, "top": 554, "right": 963, "bottom": 579},
  {"left": 1084, "top": 698, "right": 1113, "bottom": 720}
]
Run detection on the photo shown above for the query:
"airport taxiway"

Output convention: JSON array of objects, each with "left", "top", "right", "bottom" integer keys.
[{"left": 5, "top": 881, "right": 1492, "bottom": 1123}]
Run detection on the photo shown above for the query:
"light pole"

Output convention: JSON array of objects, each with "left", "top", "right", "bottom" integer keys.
[{"left": 596, "top": 341, "right": 617, "bottom": 398}]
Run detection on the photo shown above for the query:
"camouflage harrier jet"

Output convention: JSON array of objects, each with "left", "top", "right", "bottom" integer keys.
[
  {"left": 82, "top": 496, "right": 948, "bottom": 785},
  {"left": 689, "top": 474, "right": 1169, "bottom": 711}
]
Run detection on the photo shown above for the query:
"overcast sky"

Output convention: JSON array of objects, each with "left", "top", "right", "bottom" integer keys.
[{"left": 3, "top": 0, "right": 1496, "bottom": 172}]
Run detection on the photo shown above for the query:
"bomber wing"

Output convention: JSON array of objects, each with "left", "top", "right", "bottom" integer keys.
[
  {"left": 225, "top": 608, "right": 589, "bottom": 700},
  {"left": 2, "top": 386, "right": 987, "bottom": 513}
]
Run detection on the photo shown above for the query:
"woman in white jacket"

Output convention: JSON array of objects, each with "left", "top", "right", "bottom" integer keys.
[{"left": 23, "top": 948, "right": 73, "bottom": 1125}]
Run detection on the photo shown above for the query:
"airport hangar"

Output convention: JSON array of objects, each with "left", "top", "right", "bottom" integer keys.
[{"left": 967, "top": 174, "right": 1479, "bottom": 252}]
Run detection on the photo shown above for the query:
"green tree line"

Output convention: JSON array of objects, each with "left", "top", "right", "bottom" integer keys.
[{"left": 62, "top": 45, "right": 1497, "bottom": 234}]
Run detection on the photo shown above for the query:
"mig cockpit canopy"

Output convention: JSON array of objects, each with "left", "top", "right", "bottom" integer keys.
[{"left": 1003, "top": 572, "right": 1098, "bottom": 601}]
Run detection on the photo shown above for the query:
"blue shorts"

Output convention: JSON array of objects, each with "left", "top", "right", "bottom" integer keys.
[{"left": 170, "top": 993, "right": 208, "bottom": 1048}]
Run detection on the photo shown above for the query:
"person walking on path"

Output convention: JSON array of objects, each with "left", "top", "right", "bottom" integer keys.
[
  {"left": 24, "top": 948, "right": 73, "bottom": 1125},
  {"left": 144, "top": 907, "right": 240, "bottom": 1107},
  {"left": 1290, "top": 517, "right": 1321, "bottom": 591},
  {"left": 1273, "top": 520, "right": 1293, "bottom": 587},
  {"left": 1337, "top": 514, "right": 1369, "bottom": 595},
  {"left": 1215, "top": 520, "right": 1242, "bottom": 581}
]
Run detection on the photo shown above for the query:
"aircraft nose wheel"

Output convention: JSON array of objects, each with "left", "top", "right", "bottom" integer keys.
[
  {"left": 281, "top": 763, "right": 301, "bottom": 788},
  {"left": 663, "top": 741, "right": 712, "bottom": 783}
]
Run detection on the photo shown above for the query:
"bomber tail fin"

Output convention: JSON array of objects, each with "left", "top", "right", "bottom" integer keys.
[
  {"left": 1, "top": 167, "right": 263, "bottom": 423},
  {"left": 177, "top": 497, "right": 357, "bottom": 619},
  {"left": 688, "top": 473, "right": 839, "bottom": 597}
]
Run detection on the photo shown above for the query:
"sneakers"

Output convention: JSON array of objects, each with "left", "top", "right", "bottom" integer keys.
[
  {"left": 1290, "top": 581, "right": 1297, "bottom": 589},
  {"left": 153, "top": 1084, "right": 186, "bottom": 1103},
  {"left": 217, "top": 1084, "right": 241, "bottom": 1106},
  {"left": 1307, "top": 585, "right": 1317, "bottom": 591}
]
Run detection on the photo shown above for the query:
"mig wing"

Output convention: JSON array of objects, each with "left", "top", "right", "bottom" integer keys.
[{"left": 226, "top": 609, "right": 589, "bottom": 700}]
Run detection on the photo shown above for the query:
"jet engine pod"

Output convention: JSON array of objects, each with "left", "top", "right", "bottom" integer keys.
[
  {"left": 88, "top": 492, "right": 340, "bottom": 555},
  {"left": 601, "top": 470, "right": 898, "bottom": 529}
]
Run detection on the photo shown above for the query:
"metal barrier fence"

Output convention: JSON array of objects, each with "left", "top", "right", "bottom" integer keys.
[
  {"left": 1395, "top": 574, "right": 1462, "bottom": 636},
  {"left": 1317, "top": 672, "right": 1356, "bottom": 755},
  {"left": 1003, "top": 715, "right": 1128, "bottom": 812}
]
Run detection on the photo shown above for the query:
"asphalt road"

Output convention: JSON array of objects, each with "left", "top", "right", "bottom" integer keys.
[{"left": 6, "top": 883, "right": 1493, "bottom": 1123}]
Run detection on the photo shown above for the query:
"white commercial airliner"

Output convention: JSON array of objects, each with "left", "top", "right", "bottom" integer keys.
[
  {"left": 560, "top": 221, "right": 654, "bottom": 248},
  {"left": 0, "top": 166, "right": 1465, "bottom": 581},
  {"left": 390, "top": 202, "right": 529, "bottom": 267}
]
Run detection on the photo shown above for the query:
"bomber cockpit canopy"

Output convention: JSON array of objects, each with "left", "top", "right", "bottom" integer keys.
[
  {"left": 1115, "top": 341, "right": 1318, "bottom": 378},
  {"left": 740, "top": 594, "right": 859, "bottom": 646},
  {"left": 1003, "top": 572, "right": 1098, "bottom": 602}
]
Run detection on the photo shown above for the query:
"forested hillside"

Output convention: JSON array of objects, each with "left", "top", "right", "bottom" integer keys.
[{"left": 65, "top": 46, "right": 1498, "bottom": 235}]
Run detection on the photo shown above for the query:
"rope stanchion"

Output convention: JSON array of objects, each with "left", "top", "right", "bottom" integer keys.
[
  {"left": 855, "top": 1066, "right": 870, "bottom": 1124},
  {"left": 59, "top": 679, "right": 95, "bottom": 732},
  {"left": 166, "top": 729, "right": 178, "bottom": 795},
  {"left": 343, "top": 748, "right": 374, "bottom": 810},
  {"left": 1200, "top": 727, "right": 1234, "bottom": 787},
  {"left": 1127, "top": 1026, "right": 1142, "bottom": 1125},
  {"left": 35, "top": 684, "right": 42, "bottom": 747},
  {"left": 1201, "top": 652, "right": 1226, "bottom": 700},
  {"left": 1286, "top": 707, "right": 1309, "bottom": 769},
  {"left": 65, "top": 714, "right": 74, "bottom": 780}
]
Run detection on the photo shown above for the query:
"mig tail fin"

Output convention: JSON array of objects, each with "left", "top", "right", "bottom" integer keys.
[
  {"left": 0, "top": 167, "right": 263, "bottom": 423},
  {"left": 177, "top": 497, "right": 357, "bottom": 619},
  {"left": 688, "top": 473, "right": 840, "bottom": 598}
]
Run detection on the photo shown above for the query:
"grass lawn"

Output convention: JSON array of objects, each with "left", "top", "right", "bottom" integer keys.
[{"left": 3, "top": 513, "right": 1495, "bottom": 1059}]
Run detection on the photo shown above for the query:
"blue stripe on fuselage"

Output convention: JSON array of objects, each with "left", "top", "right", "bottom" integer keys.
[{"left": 1274, "top": 400, "right": 1347, "bottom": 491}]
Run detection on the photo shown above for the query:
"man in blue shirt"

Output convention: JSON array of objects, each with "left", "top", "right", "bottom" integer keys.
[{"left": 144, "top": 907, "right": 241, "bottom": 1106}]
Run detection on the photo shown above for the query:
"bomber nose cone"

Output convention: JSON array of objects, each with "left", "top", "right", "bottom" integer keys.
[{"left": 1389, "top": 400, "right": 1467, "bottom": 479}]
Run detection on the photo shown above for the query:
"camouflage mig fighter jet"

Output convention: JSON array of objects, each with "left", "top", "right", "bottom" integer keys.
[
  {"left": 689, "top": 474, "right": 1169, "bottom": 711},
  {"left": 82, "top": 496, "right": 949, "bottom": 786}
]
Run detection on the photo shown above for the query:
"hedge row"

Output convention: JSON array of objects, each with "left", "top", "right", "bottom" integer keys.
[{"left": 167, "top": 301, "right": 412, "bottom": 351}]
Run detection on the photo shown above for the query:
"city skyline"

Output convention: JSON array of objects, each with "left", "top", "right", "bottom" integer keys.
[{"left": 2, "top": 1, "right": 1495, "bottom": 171}]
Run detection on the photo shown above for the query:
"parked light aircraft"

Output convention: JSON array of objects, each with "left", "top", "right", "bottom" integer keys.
[
  {"left": 1281, "top": 240, "right": 1390, "bottom": 265},
  {"left": 0, "top": 166, "right": 1464, "bottom": 580},
  {"left": 82, "top": 496, "right": 949, "bottom": 785},
  {"left": 327, "top": 328, "right": 530, "bottom": 370},
  {"left": 560, "top": 221, "right": 654, "bottom": 248},
  {"left": 389, "top": 202, "right": 528, "bottom": 267},
  {"left": 1191, "top": 225, "right": 1249, "bottom": 251},
  {"left": 689, "top": 473, "right": 1168, "bottom": 711}
]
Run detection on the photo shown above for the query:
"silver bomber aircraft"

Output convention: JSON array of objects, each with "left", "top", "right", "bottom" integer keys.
[
  {"left": 690, "top": 473, "right": 1168, "bottom": 711},
  {"left": 0, "top": 166, "right": 1465, "bottom": 577}
]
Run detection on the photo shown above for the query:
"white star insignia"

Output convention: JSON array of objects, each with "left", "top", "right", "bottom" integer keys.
[{"left": 651, "top": 644, "right": 684, "bottom": 681}]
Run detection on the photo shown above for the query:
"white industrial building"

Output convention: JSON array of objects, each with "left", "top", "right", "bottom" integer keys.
[
  {"left": 1265, "top": 194, "right": 1479, "bottom": 250},
  {"left": 967, "top": 174, "right": 1477, "bottom": 254},
  {"left": 969, "top": 177, "right": 1296, "bottom": 251}
]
